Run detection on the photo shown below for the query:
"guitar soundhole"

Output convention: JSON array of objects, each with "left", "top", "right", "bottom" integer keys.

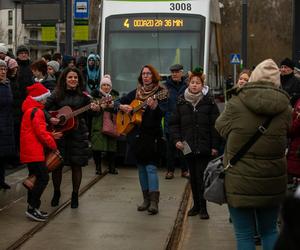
[{"left": 58, "top": 115, "right": 66, "bottom": 125}]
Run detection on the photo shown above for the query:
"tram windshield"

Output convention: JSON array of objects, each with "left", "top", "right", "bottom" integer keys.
[{"left": 104, "top": 14, "right": 206, "bottom": 94}]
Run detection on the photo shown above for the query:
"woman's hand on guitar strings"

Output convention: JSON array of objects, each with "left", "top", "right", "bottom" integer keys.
[
  {"left": 90, "top": 102, "right": 101, "bottom": 112},
  {"left": 147, "top": 97, "right": 158, "bottom": 110},
  {"left": 52, "top": 131, "right": 63, "bottom": 139},
  {"left": 50, "top": 117, "right": 60, "bottom": 125},
  {"left": 119, "top": 104, "right": 133, "bottom": 114}
]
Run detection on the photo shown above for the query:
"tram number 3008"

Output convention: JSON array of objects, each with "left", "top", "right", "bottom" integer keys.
[{"left": 170, "top": 3, "right": 192, "bottom": 11}]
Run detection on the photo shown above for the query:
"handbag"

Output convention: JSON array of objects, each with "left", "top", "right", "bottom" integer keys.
[
  {"left": 102, "top": 111, "right": 120, "bottom": 138},
  {"left": 203, "top": 116, "right": 273, "bottom": 205}
]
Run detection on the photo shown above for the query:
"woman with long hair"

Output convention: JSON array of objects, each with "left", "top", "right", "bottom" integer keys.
[{"left": 45, "top": 67, "right": 99, "bottom": 208}]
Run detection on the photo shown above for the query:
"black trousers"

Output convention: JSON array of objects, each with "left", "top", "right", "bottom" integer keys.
[
  {"left": 0, "top": 156, "right": 8, "bottom": 184},
  {"left": 27, "top": 162, "right": 49, "bottom": 209},
  {"left": 93, "top": 150, "right": 116, "bottom": 171},
  {"left": 186, "top": 154, "right": 210, "bottom": 208},
  {"left": 165, "top": 133, "right": 188, "bottom": 173}
]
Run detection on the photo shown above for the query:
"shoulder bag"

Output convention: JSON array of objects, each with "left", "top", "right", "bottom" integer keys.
[
  {"left": 203, "top": 116, "right": 273, "bottom": 205},
  {"left": 102, "top": 111, "right": 120, "bottom": 138}
]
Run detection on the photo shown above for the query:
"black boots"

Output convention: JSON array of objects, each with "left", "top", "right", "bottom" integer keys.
[
  {"left": 51, "top": 190, "right": 61, "bottom": 207},
  {"left": 95, "top": 163, "right": 102, "bottom": 175},
  {"left": 71, "top": 192, "right": 78, "bottom": 209},
  {"left": 148, "top": 191, "right": 160, "bottom": 215},
  {"left": 199, "top": 201, "right": 209, "bottom": 220},
  {"left": 137, "top": 190, "right": 150, "bottom": 211},
  {"left": 187, "top": 205, "right": 200, "bottom": 216}
]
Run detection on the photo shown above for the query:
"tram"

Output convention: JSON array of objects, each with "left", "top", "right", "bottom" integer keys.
[{"left": 99, "top": 0, "right": 223, "bottom": 95}]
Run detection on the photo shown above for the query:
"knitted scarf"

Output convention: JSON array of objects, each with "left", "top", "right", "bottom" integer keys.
[
  {"left": 184, "top": 88, "right": 203, "bottom": 108},
  {"left": 135, "top": 83, "right": 160, "bottom": 101}
]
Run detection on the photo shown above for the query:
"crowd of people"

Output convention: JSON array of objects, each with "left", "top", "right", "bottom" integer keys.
[{"left": 1, "top": 42, "right": 300, "bottom": 249}]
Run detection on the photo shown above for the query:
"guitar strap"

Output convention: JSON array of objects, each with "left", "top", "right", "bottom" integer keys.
[{"left": 30, "top": 108, "right": 38, "bottom": 121}]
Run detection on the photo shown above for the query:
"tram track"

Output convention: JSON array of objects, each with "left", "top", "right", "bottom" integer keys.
[
  {"left": 6, "top": 170, "right": 109, "bottom": 250},
  {"left": 165, "top": 183, "right": 191, "bottom": 250},
  {"left": 5, "top": 169, "right": 191, "bottom": 250}
]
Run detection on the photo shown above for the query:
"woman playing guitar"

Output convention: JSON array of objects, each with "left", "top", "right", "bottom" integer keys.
[
  {"left": 45, "top": 67, "right": 100, "bottom": 209},
  {"left": 118, "top": 65, "right": 168, "bottom": 215}
]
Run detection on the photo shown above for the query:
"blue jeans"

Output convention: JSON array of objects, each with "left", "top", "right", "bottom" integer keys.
[
  {"left": 228, "top": 206, "right": 279, "bottom": 250},
  {"left": 138, "top": 164, "right": 159, "bottom": 192}
]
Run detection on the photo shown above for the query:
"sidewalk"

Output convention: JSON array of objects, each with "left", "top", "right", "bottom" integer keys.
[{"left": 180, "top": 203, "right": 236, "bottom": 250}]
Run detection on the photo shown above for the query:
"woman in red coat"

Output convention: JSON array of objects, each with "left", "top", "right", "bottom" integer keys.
[
  {"left": 287, "top": 98, "right": 300, "bottom": 180},
  {"left": 20, "top": 83, "right": 61, "bottom": 222}
]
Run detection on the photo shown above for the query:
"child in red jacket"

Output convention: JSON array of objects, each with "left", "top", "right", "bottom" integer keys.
[{"left": 20, "top": 83, "right": 60, "bottom": 222}]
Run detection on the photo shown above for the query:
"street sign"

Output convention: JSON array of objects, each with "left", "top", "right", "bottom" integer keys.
[
  {"left": 230, "top": 53, "right": 241, "bottom": 64},
  {"left": 74, "top": 0, "right": 89, "bottom": 19},
  {"left": 22, "top": 0, "right": 64, "bottom": 24}
]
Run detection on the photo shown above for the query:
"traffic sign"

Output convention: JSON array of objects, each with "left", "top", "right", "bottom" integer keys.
[
  {"left": 74, "top": 0, "right": 89, "bottom": 19},
  {"left": 230, "top": 54, "right": 241, "bottom": 64}
]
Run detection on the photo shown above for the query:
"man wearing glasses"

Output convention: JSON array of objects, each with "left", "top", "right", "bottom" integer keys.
[
  {"left": 164, "top": 64, "right": 189, "bottom": 179},
  {"left": 280, "top": 58, "right": 300, "bottom": 106}
]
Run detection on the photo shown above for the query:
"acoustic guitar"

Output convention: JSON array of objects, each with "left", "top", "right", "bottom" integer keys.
[
  {"left": 116, "top": 89, "right": 168, "bottom": 135},
  {"left": 49, "top": 96, "right": 111, "bottom": 133}
]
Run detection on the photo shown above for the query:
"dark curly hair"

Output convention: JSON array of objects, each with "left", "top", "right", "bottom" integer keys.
[{"left": 54, "top": 67, "right": 85, "bottom": 101}]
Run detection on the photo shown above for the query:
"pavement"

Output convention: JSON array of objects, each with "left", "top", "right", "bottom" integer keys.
[{"left": 0, "top": 161, "right": 240, "bottom": 250}]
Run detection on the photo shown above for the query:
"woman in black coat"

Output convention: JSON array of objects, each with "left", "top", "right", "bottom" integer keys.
[
  {"left": 0, "top": 60, "right": 15, "bottom": 189},
  {"left": 45, "top": 67, "right": 99, "bottom": 208},
  {"left": 170, "top": 70, "right": 220, "bottom": 219}
]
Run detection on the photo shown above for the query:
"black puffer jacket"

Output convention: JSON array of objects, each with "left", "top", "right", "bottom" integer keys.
[
  {"left": 0, "top": 80, "right": 15, "bottom": 157},
  {"left": 45, "top": 90, "right": 91, "bottom": 167},
  {"left": 170, "top": 94, "right": 220, "bottom": 155}
]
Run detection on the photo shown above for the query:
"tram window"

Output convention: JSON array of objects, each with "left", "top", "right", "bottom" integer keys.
[{"left": 104, "top": 14, "right": 205, "bottom": 94}]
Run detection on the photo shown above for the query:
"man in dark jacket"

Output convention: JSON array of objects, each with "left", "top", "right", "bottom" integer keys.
[
  {"left": 16, "top": 45, "right": 34, "bottom": 102},
  {"left": 280, "top": 58, "right": 300, "bottom": 106},
  {"left": 164, "top": 64, "right": 189, "bottom": 179}
]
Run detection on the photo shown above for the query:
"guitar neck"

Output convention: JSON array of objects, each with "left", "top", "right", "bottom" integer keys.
[
  {"left": 132, "top": 91, "right": 163, "bottom": 113},
  {"left": 65, "top": 104, "right": 91, "bottom": 120},
  {"left": 132, "top": 100, "right": 147, "bottom": 113}
]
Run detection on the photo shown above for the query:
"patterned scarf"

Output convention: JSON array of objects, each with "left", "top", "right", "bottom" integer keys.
[
  {"left": 184, "top": 88, "right": 203, "bottom": 108},
  {"left": 135, "top": 83, "right": 160, "bottom": 101}
]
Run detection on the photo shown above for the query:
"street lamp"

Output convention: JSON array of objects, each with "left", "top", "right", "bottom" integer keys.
[{"left": 241, "top": 0, "right": 248, "bottom": 69}]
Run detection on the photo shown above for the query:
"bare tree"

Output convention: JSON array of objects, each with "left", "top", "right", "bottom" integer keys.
[{"left": 220, "top": 0, "right": 292, "bottom": 76}]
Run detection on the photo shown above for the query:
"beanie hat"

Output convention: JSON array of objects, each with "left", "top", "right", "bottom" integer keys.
[
  {"left": 0, "top": 45, "right": 8, "bottom": 54},
  {"left": 280, "top": 58, "right": 295, "bottom": 70},
  {"left": 16, "top": 45, "right": 29, "bottom": 56},
  {"left": 100, "top": 74, "right": 112, "bottom": 87},
  {"left": 7, "top": 58, "right": 18, "bottom": 69},
  {"left": 249, "top": 59, "right": 281, "bottom": 88},
  {"left": 0, "top": 59, "right": 7, "bottom": 68},
  {"left": 47, "top": 60, "right": 60, "bottom": 73},
  {"left": 26, "top": 83, "right": 51, "bottom": 101}
]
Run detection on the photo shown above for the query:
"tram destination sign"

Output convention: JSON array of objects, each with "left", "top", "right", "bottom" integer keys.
[{"left": 108, "top": 15, "right": 204, "bottom": 32}]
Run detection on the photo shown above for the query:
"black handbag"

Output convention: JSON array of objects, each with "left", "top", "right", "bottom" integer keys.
[{"left": 203, "top": 116, "right": 273, "bottom": 205}]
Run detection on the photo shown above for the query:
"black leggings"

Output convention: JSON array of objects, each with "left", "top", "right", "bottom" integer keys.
[
  {"left": 52, "top": 165, "right": 82, "bottom": 194},
  {"left": 27, "top": 162, "right": 49, "bottom": 209}
]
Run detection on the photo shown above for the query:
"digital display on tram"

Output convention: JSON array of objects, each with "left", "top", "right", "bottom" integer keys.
[{"left": 107, "top": 14, "right": 204, "bottom": 32}]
